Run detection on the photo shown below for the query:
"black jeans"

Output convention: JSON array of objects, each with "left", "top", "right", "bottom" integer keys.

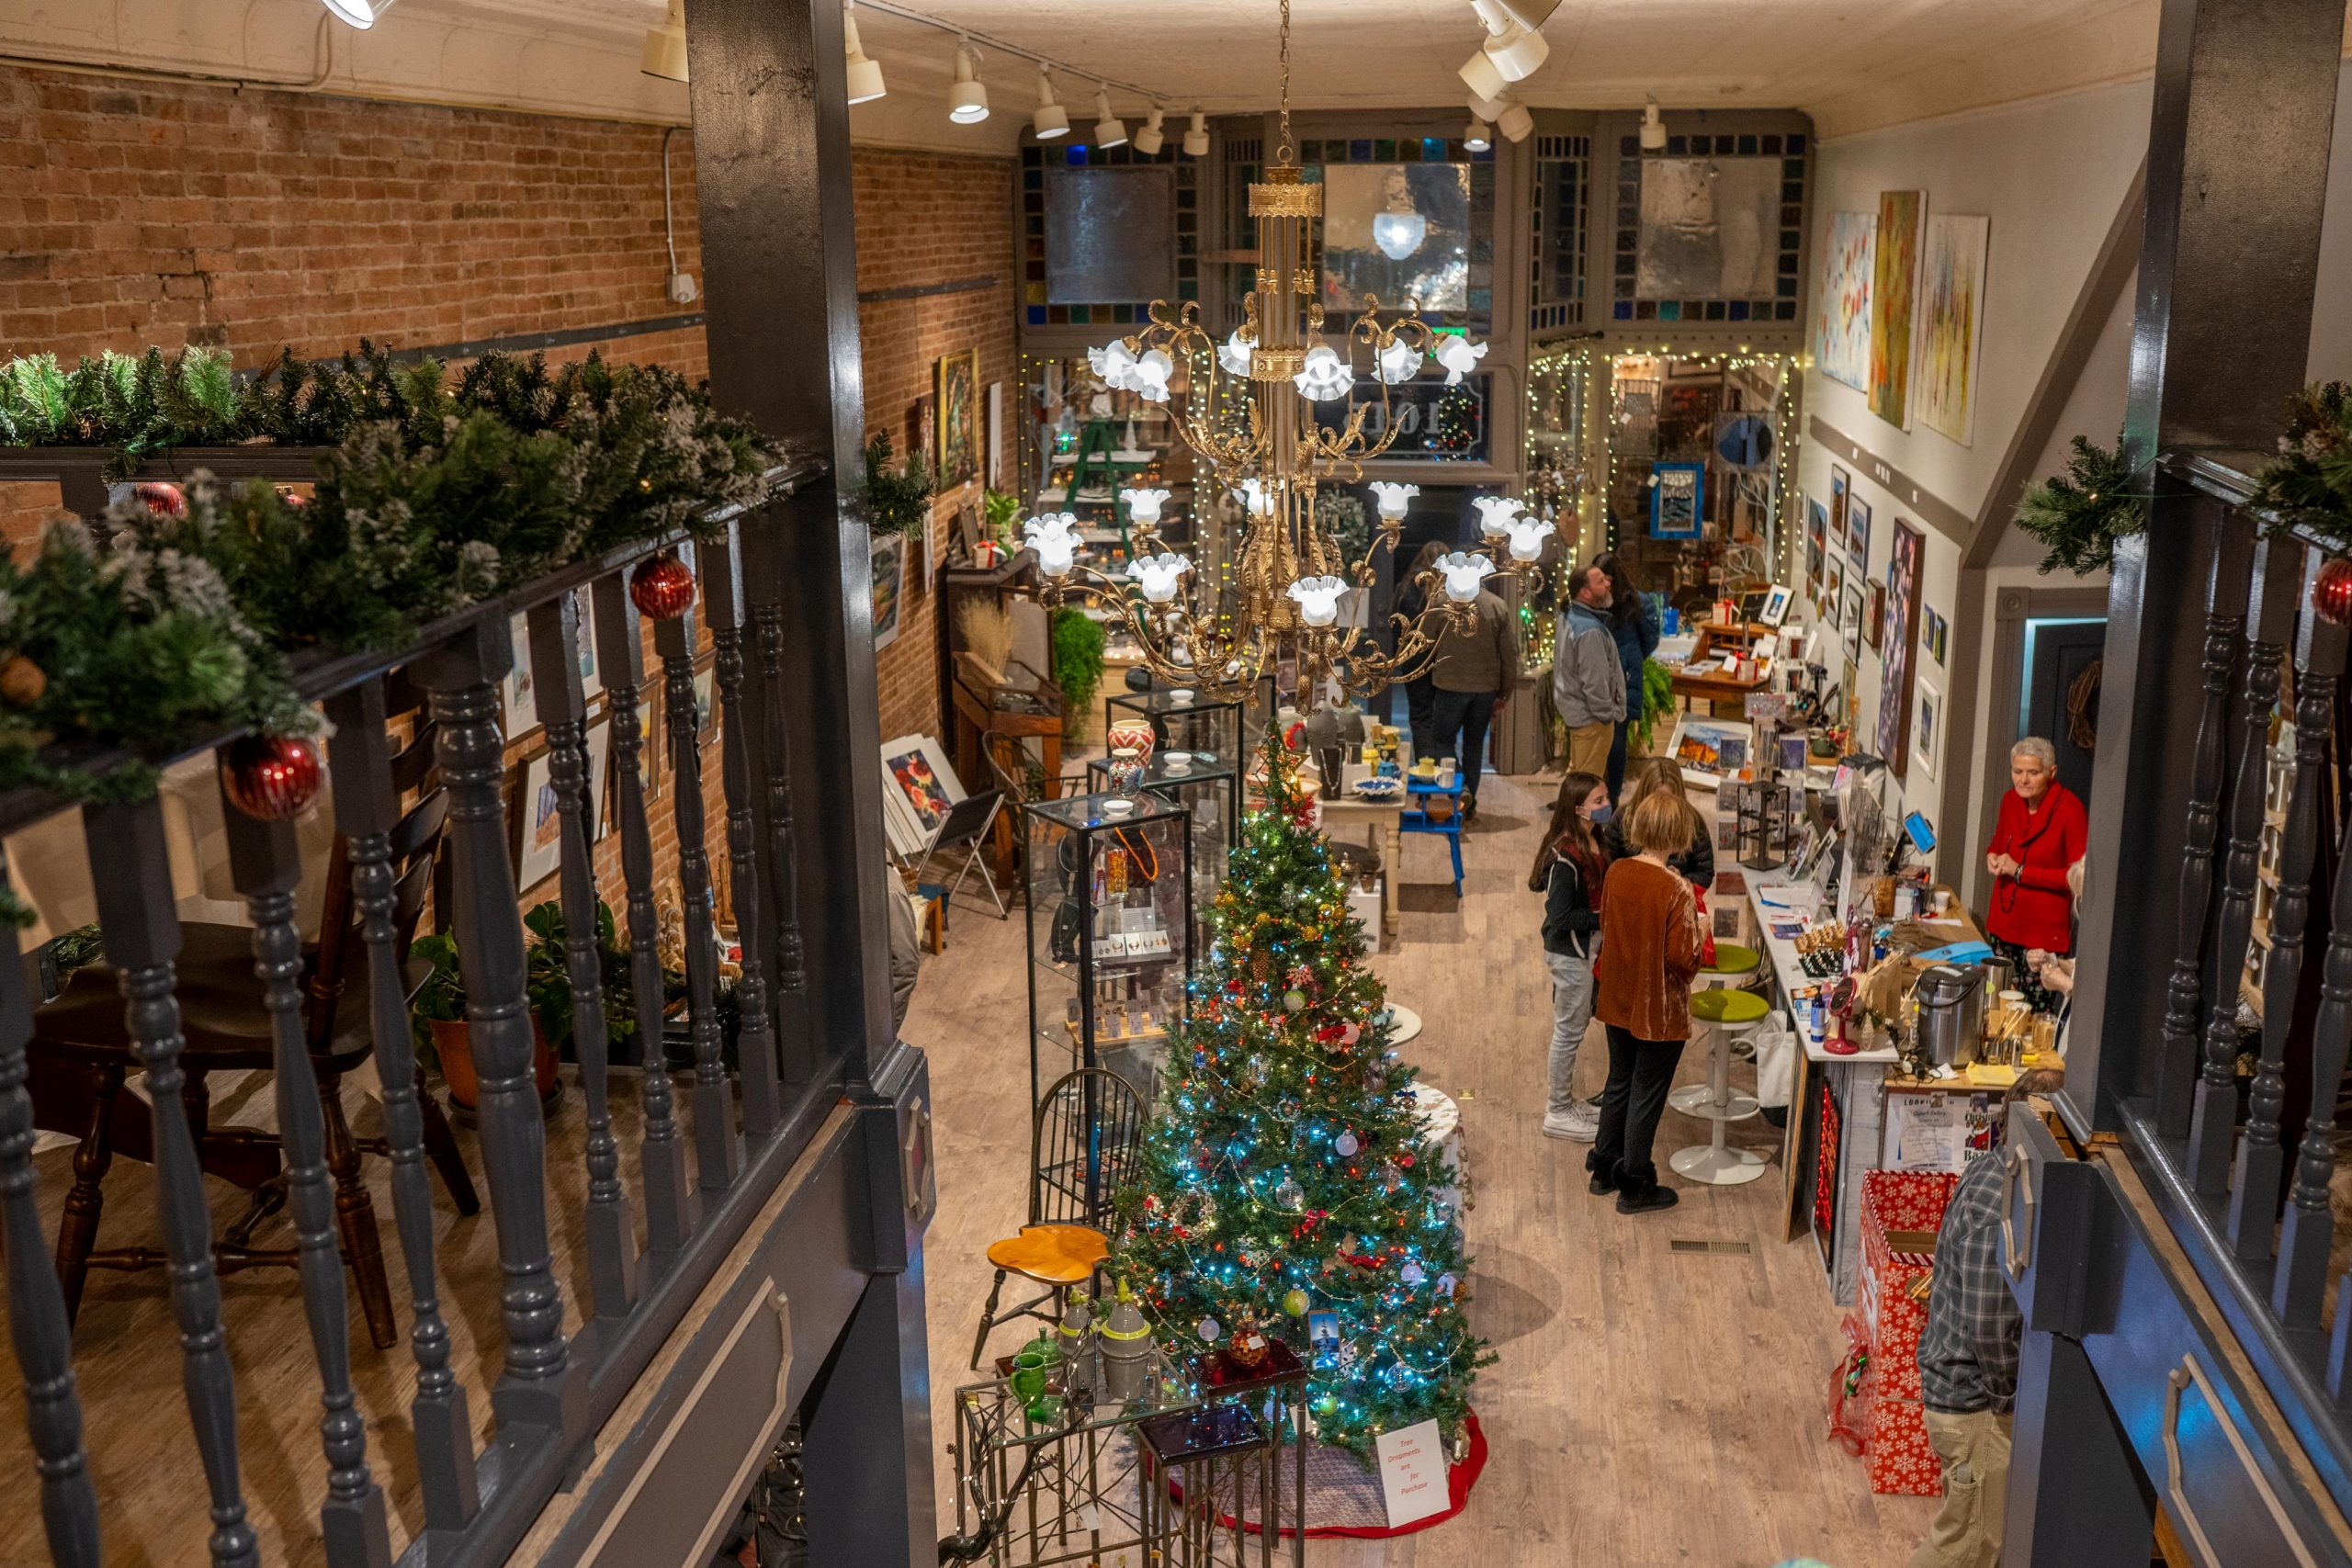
[
  {"left": 1589, "top": 1023, "right": 1687, "bottom": 1190},
  {"left": 1429, "top": 688, "right": 1497, "bottom": 799},
  {"left": 1404, "top": 675, "right": 1438, "bottom": 762},
  {"left": 1606, "top": 718, "right": 1630, "bottom": 801}
]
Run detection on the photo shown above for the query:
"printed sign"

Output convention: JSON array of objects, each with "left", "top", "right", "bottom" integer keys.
[{"left": 1375, "top": 1418, "right": 1451, "bottom": 1528}]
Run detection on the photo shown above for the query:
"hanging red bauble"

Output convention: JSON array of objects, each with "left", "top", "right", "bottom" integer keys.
[
  {"left": 220, "top": 735, "right": 323, "bottom": 821},
  {"left": 629, "top": 553, "right": 697, "bottom": 620},
  {"left": 131, "top": 481, "right": 186, "bottom": 518}
]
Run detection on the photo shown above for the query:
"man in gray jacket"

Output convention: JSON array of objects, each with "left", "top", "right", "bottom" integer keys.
[{"left": 1555, "top": 561, "right": 1626, "bottom": 779}]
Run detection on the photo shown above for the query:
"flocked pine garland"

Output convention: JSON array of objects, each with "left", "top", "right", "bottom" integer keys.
[
  {"left": 2013, "top": 433, "right": 2148, "bottom": 576},
  {"left": 2253, "top": 381, "right": 2352, "bottom": 547}
]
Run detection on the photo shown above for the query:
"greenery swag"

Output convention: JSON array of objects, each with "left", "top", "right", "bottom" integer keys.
[
  {"left": 2253, "top": 381, "right": 2352, "bottom": 546},
  {"left": 861, "top": 430, "right": 935, "bottom": 536},
  {"left": 2014, "top": 434, "right": 2147, "bottom": 576}
]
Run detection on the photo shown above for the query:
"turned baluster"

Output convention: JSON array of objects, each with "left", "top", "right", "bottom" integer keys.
[
  {"left": 594, "top": 574, "right": 695, "bottom": 1269},
  {"left": 218, "top": 790, "right": 392, "bottom": 1568},
  {"left": 411, "top": 618, "right": 579, "bottom": 1436},
  {"left": 84, "top": 797, "right": 258, "bottom": 1567},
  {"left": 2188, "top": 536, "right": 2301, "bottom": 1194},
  {"left": 2158, "top": 513, "right": 2252, "bottom": 1137},
  {"left": 322, "top": 680, "right": 481, "bottom": 1531},
  {"left": 750, "top": 522, "right": 810, "bottom": 1092},
  {"left": 529, "top": 592, "right": 640, "bottom": 1321},
  {"left": 0, "top": 849, "right": 102, "bottom": 1567},
  {"left": 703, "top": 521, "right": 784, "bottom": 1142}
]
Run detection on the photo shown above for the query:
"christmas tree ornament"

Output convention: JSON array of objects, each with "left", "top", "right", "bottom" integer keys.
[
  {"left": 1400, "top": 1261, "right": 1427, "bottom": 1286},
  {"left": 1196, "top": 1316, "right": 1221, "bottom": 1343},
  {"left": 628, "top": 552, "right": 697, "bottom": 620},
  {"left": 0, "top": 654, "right": 45, "bottom": 708},
  {"left": 1283, "top": 1288, "right": 1310, "bottom": 1316},
  {"left": 1283, "top": 988, "right": 1308, "bottom": 1012},
  {"left": 130, "top": 481, "right": 186, "bottom": 517},
  {"left": 1227, "top": 1319, "right": 1272, "bottom": 1370},
  {"left": 1273, "top": 1175, "right": 1306, "bottom": 1212},
  {"left": 220, "top": 734, "right": 323, "bottom": 820},
  {"left": 1436, "top": 1272, "right": 1458, "bottom": 1298},
  {"left": 1381, "top": 1161, "right": 1405, "bottom": 1193},
  {"left": 1334, "top": 1131, "right": 1360, "bottom": 1157}
]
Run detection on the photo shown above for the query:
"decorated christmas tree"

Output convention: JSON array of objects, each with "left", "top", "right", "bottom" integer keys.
[{"left": 1112, "top": 732, "right": 1488, "bottom": 1460}]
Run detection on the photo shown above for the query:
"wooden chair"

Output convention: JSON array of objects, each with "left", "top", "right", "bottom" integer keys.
[
  {"left": 30, "top": 696, "right": 473, "bottom": 1349},
  {"left": 969, "top": 1066, "right": 1148, "bottom": 1369}
]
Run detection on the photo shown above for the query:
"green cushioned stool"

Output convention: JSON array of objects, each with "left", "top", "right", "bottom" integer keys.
[
  {"left": 1702, "top": 942, "right": 1763, "bottom": 978},
  {"left": 1690, "top": 987, "right": 1769, "bottom": 1025},
  {"left": 1671, "top": 984, "right": 1770, "bottom": 1188}
]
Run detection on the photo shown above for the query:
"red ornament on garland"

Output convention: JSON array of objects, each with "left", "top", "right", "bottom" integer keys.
[
  {"left": 220, "top": 735, "right": 323, "bottom": 821},
  {"left": 629, "top": 553, "right": 697, "bottom": 620},
  {"left": 131, "top": 481, "right": 186, "bottom": 518}
]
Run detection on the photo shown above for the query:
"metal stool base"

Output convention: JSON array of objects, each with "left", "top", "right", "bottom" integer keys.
[{"left": 1669, "top": 1144, "right": 1769, "bottom": 1184}]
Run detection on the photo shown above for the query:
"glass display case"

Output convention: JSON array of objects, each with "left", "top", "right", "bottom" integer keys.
[
  {"left": 1085, "top": 750, "right": 1235, "bottom": 957},
  {"left": 1104, "top": 686, "right": 1250, "bottom": 773},
  {"left": 1023, "top": 792, "right": 1195, "bottom": 1110}
]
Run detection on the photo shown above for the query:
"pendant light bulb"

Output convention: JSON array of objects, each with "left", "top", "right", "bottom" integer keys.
[
  {"left": 948, "top": 39, "right": 989, "bottom": 123},
  {"left": 1640, "top": 96, "right": 1668, "bottom": 151},
  {"left": 1464, "top": 117, "right": 1492, "bottom": 152},
  {"left": 1182, "top": 110, "right": 1210, "bottom": 157},
  {"left": 1132, "top": 106, "right": 1166, "bottom": 156},
  {"left": 1093, "top": 87, "right": 1127, "bottom": 148},
  {"left": 842, "top": 4, "right": 886, "bottom": 105},
  {"left": 639, "top": 0, "right": 687, "bottom": 80},
  {"left": 1033, "top": 67, "right": 1069, "bottom": 139},
  {"left": 321, "top": 0, "right": 397, "bottom": 27}
]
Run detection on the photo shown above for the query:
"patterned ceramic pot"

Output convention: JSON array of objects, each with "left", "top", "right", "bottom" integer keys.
[
  {"left": 1103, "top": 719, "right": 1157, "bottom": 763},
  {"left": 1107, "top": 747, "right": 1146, "bottom": 796}
]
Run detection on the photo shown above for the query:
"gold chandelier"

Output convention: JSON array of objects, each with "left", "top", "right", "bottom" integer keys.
[{"left": 1024, "top": 0, "right": 1550, "bottom": 702}]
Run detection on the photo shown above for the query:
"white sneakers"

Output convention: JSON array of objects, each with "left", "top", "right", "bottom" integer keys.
[{"left": 1543, "top": 1100, "right": 1600, "bottom": 1142}]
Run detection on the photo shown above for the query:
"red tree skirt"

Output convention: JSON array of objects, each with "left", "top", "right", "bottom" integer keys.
[{"left": 1160, "top": 1409, "right": 1487, "bottom": 1540}]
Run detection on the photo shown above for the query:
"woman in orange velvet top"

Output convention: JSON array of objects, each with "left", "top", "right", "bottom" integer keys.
[
  {"left": 1984, "top": 737, "right": 2087, "bottom": 1012},
  {"left": 1590, "top": 788, "right": 1708, "bottom": 1214}
]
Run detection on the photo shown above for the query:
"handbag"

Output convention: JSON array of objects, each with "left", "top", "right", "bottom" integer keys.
[{"left": 1691, "top": 881, "right": 1718, "bottom": 968}]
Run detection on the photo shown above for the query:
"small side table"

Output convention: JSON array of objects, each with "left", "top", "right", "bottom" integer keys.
[{"left": 1400, "top": 777, "right": 1465, "bottom": 897}]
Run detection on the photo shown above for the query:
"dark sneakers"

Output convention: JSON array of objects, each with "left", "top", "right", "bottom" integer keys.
[
  {"left": 1616, "top": 1184, "right": 1679, "bottom": 1215},
  {"left": 1585, "top": 1155, "right": 1617, "bottom": 1195}
]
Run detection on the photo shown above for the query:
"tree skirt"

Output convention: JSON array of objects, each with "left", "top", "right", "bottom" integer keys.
[{"left": 1163, "top": 1410, "right": 1487, "bottom": 1540}]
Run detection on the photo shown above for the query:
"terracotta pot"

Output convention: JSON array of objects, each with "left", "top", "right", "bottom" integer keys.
[
  {"left": 430, "top": 1015, "right": 561, "bottom": 1115},
  {"left": 1103, "top": 719, "right": 1156, "bottom": 763}
]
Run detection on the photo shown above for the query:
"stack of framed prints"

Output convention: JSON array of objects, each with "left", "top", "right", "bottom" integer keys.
[{"left": 879, "top": 733, "right": 967, "bottom": 860}]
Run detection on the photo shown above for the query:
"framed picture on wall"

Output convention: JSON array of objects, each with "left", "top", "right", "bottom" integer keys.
[
  {"left": 872, "top": 531, "right": 908, "bottom": 651},
  {"left": 935, "top": 349, "right": 979, "bottom": 489},
  {"left": 1651, "top": 461, "right": 1705, "bottom": 539},
  {"left": 1863, "top": 579, "right": 1886, "bottom": 651},
  {"left": 1824, "top": 556, "right": 1846, "bottom": 630},
  {"left": 1830, "top": 466, "right": 1851, "bottom": 552},
  {"left": 1923, "top": 606, "right": 1949, "bottom": 666},
  {"left": 1842, "top": 583, "right": 1865, "bottom": 664},
  {"left": 1876, "top": 520, "right": 1927, "bottom": 777},
  {"left": 1805, "top": 495, "right": 1829, "bottom": 592},
  {"left": 1847, "top": 494, "right": 1872, "bottom": 568},
  {"left": 1915, "top": 682, "right": 1943, "bottom": 781}
]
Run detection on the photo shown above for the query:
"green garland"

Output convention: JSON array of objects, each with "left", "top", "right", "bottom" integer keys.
[
  {"left": 861, "top": 431, "right": 934, "bottom": 536},
  {"left": 2253, "top": 381, "right": 2352, "bottom": 546},
  {"left": 2014, "top": 434, "right": 2147, "bottom": 575}
]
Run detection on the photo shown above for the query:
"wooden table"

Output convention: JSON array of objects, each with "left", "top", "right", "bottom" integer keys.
[{"left": 1315, "top": 793, "right": 1405, "bottom": 934}]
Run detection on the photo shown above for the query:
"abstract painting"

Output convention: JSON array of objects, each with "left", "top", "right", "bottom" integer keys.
[
  {"left": 1914, "top": 214, "right": 1989, "bottom": 446},
  {"left": 1877, "top": 520, "right": 1925, "bottom": 778},
  {"left": 1869, "top": 191, "right": 1925, "bottom": 430},
  {"left": 1815, "top": 210, "right": 1875, "bottom": 393}
]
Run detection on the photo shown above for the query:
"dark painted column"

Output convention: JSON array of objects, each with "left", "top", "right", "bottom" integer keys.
[
  {"left": 2066, "top": 0, "right": 2346, "bottom": 1133},
  {"left": 2006, "top": 1331, "right": 2154, "bottom": 1568}
]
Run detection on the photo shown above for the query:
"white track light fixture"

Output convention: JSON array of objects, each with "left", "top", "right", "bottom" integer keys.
[
  {"left": 1494, "top": 97, "right": 1533, "bottom": 142},
  {"left": 1485, "top": 21, "right": 1548, "bottom": 80},
  {"left": 948, "top": 40, "right": 989, "bottom": 122},
  {"left": 1182, "top": 111, "right": 1210, "bottom": 157},
  {"left": 1464, "top": 118, "right": 1492, "bottom": 152},
  {"left": 1132, "top": 107, "right": 1166, "bottom": 156},
  {"left": 843, "top": 4, "right": 886, "bottom": 105},
  {"left": 321, "top": 0, "right": 397, "bottom": 27},
  {"left": 1034, "top": 68, "right": 1069, "bottom": 139},
  {"left": 640, "top": 0, "right": 687, "bottom": 81},
  {"left": 1640, "top": 96, "right": 1667, "bottom": 150},
  {"left": 1093, "top": 87, "right": 1127, "bottom": 148}
]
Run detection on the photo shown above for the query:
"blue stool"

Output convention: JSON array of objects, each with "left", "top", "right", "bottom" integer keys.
[{"left": 1400, "top": 777, "right": 1464, "bottom": 897}]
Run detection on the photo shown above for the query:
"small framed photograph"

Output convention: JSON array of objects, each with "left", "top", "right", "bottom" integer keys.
[
  {"left": 1306, "top": 1309, "right": 1341, "bottom": 1360},
  {"left": 1862, "top": 580, "right": 1886, "bottom": 651},
  {"left": 1758, "top": 583, "right": 1793, "bottom": 626},
  {"left": 1781, "top": 732, "right": 1810, "bottom": 773},
  {"left": 1923, "top": 606, "right": 1948, "bottom": 666},
  {"left": 1916, "top": 682, "right": 1943, "bottom": 780},
  {"left": 1848, "top": 493, "right": 1872, "bottom": 565}
]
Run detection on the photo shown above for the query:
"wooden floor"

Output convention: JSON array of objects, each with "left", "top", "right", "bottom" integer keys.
[{"left": 910, "top": 766, "right": 1939, "bottom": 1568}]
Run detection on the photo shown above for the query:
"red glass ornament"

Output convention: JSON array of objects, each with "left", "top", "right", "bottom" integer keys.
[
  {"left": 629, "top": 553, "right": 697, "bottom": 620},
  {"left": 2315, "top": 557, "right": 2352, "bottom": 627},
  {"left": 220, "top": 735, "right": 323, "bottom": 821},
  {"left": 131, "top": 481, "right": 186, "bottom": 518}
]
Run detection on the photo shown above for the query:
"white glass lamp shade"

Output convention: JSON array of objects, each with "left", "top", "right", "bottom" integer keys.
[
  {"left": 1122, "top": 486, "right": 1171, "bottom": 525},
  {"left": 1129, "top": 348, "right": 1174, "bottom": 403},
  {"left": 842, "top": 11, "right": 886, "bottom": 104},
  {"left": 1367, "top": 481, "right": 1419, "bottom": 521},
  {"left": 1217, "top": 327, "right": 1255, "bottom": 378},
  {"left": 1487, "top": 22, "right": 1549, "bottom": 81},
  {"left": 1471, "top": 494, "right": 1526, "bottom": 537},
  {"left": 1371, "top": 210, "right": 1427, "bottom": 261},
  {"left": 1182, "top": 111, "right": 1210, "bottom": 157},
  {"left": 1088, "top": 338, "right": 1139, "bottom": 389},
  {"left": 947, "top": 44, "right": 989, "bottom": 122},
  {"left": 1286, "top": 575, "right": 1349, "bottom": 627},
  {"left": 1495, "top": 100, "right": 1535, "bottom": 143},
  {"left": 1434, "top": 334, "right": 1489, "bottom": 386},
  {"left": 1093, "top": 90, "right": 1127, "bottom": 148},
  {"left": 1375, "top": 338, "right": 1423, "bottom": 385},
  {"left": 1640, "top": 97, "right": 1667, "bottom": 152},
  {"left": 1132, "top": 108, "right": 1165, "bottom": 156},
  {"left": 1502, "top": 516, "right": 1556, "bottom": 562},
  {"left": 1023, "top": 513, "right": 1084, "bottom": 577},
  {"left": 1034, "top": 70, "right": 1069, "bottom": 139},
  {"left": 1293, "top": 344, "right": 1354, "bottom": 402},
  {"left": 1464, "top": 118, "right": 1492, "bottom": 152},
  {"left": 322, "top": 0, "right": 397, "bottom": 25},
  {"left": 1131, "top": 551, "right": 1192, "bottom": 604},
  {"left": 640, "top": 0, "right": 687, "bottom": 80},
  {"left": 1436, "top": 552, "right": 1495, "bottom": 604},
  {"left": 1456, "top": 47, "right": 1507, "bottom": 103},
  {"left": 1238, "top": 478, "right": 1272, "bottom": 517}
]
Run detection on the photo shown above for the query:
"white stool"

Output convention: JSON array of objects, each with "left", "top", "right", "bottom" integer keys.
[{"left": 1670, "top": 987, "right": 1770, "bottom": 1186}]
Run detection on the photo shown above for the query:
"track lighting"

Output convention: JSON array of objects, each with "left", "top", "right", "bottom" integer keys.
[
  {"left": 1495, "top": 98, "right": 1533, "bottom": 142},
  {"left": 1640, "top": 95, "right": 1667, "bottom": 151},
  {"left": 640, "top": 0, "right": 687, "bottom": 81},
  {"left": 321, "top": 0, "right": 397, "bottom": 27},
  {"left": 1458, "top": 47, "right": 1506, "bottom": 101},
  {"left": 1182, "top": 111, "right": 1210, "bottom": 157},
  {"left": 1034, "top": 68, "right": 1069, "bottom": 139},
  {"left": 1464, "top": 118, "right": 1492, "bottom": 152},
  {"left": 1132, "top": 107, "right": 1166, "bottom": 156},
  {"left": 1485, "top": 21, "right": 1548, "bottom": 81},
  {"left": 843, "top": 3, "right": 886, "bottom": 105},
  {"left": 1093, "top": 87, "right": 1127, "bottom": 148},
  {"left": 948, "top": 40, "right": 989, "bottom": 123}
]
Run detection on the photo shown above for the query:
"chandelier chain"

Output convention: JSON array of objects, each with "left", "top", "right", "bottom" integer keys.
[{"left": 1276, "top": 0, "right": 1293, "bottom": 164}]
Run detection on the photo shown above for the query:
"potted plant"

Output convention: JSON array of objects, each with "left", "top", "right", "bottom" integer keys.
[
  {"left": 1050, "top": 606, "right": 1105, "bottom": 744},
  {"left": 523, "top": 897, "right": 747, "bottom": 1076},
  {"left": 411, "top": 931, "right": 560, "bottom": 1115}
]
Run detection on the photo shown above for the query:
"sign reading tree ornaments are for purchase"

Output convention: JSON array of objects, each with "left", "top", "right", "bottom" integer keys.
[{"left": 1113, "top": 732, "right": 1490, "bottom": 1463}]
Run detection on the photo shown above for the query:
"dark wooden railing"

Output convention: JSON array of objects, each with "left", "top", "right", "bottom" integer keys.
[{"left": 0, "top": 457, "right": 864, "bottom": 1566}]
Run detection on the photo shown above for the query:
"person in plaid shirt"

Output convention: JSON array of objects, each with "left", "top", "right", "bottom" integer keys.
[{"left": 1910, "top": 1069, "right": 2063, "bottom": 1568}]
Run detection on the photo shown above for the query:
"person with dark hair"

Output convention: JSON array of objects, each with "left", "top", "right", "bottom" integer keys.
[
  {"left": 1909, "top": 1069, "right": 2066, "bottom": 1568},
  {"left": 1591, "top": 551, "right": 1659, "bottom": 802},
  {"left": 1554, "top": 559, "right": 1624, "bottom": 782},
  {"left": 1427, "top": 556, "right": 1520, "bottom": 820},
  {"left": 1589, "top": 787, "right": 1706, "bottom": 1213},
  {"left": 1532, "top": 770, "right": 1612, "bottom": 1142},
  {"left": 1395, "top": 538, "right": 1449, "bottom": 761}
]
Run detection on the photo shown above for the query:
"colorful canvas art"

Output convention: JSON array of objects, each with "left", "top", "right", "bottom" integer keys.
[
  {"left": 1914, "top": 214, "right": 1989, "bottom": 446},
  {"left": 1877, "top": 521, "right": 1926, "bottom": 778},
  {"left": 935, "top": 348, "right": 979, "bottom": 487},
  {"left": 1869, "top": 191, "right": 1924, "bottom": 429},
  {"left": 1806, "top": 495, "right": 1829, "bottom": 591},
  {"left": 1815, "top": 210, "right": 1875, "bottom": 393}
]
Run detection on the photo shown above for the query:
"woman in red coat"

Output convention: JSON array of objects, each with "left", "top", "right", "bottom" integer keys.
[{"left": 1984, "top": 737, "right": 2087, "bottom": 1012}]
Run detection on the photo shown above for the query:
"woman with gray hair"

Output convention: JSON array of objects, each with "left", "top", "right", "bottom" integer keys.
[{"left": 1983, "top": 737, "right": 2087, "bottom": 1013}]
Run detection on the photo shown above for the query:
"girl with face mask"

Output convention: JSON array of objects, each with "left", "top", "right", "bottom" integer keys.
[{"left": 1532, "top": 770, "right": 1613, "bottom": 1141}]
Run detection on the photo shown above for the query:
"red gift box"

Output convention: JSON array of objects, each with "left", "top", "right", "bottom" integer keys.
[
  {"left": 1866, "top": 1392, "right": 1944, "bottom": 1495},
  {"left": 1860, "top": 1169, "right": 1957, "bottom": 1404}
]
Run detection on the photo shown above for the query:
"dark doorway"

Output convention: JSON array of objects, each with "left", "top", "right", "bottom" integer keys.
[{"left": 2020, "top": 616, "right": 2105, "bottom": 807}]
